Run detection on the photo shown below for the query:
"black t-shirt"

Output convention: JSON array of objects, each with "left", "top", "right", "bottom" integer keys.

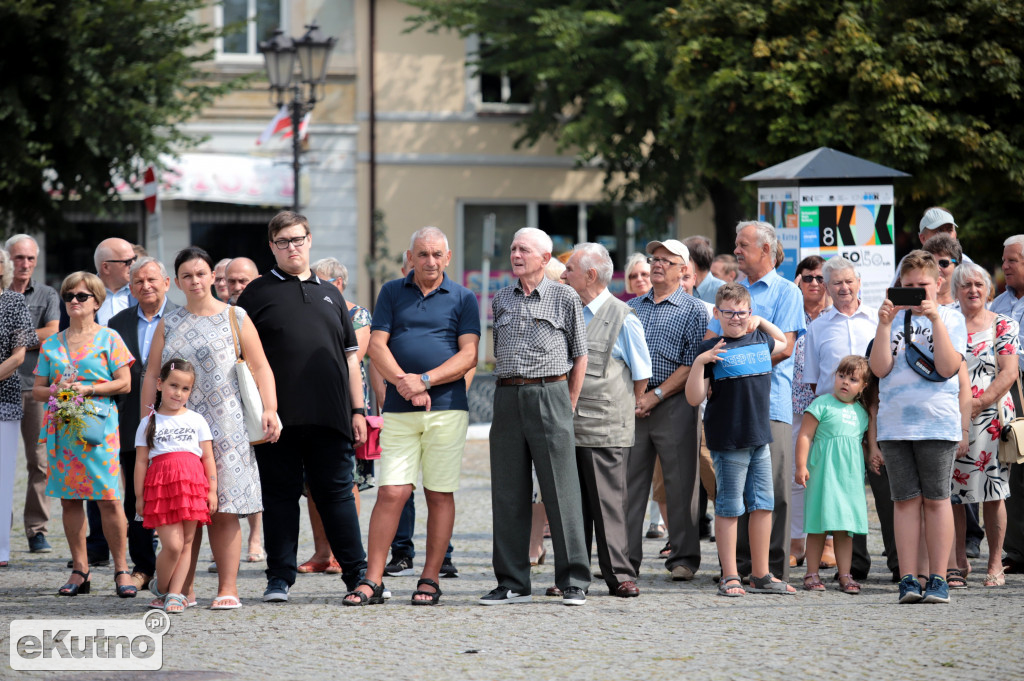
[
  {"left": 237, "top": 268, "right": 360, "bottom": 440},
  {"left": 698, "top": 329, "right": 776, "bottom": 451}
]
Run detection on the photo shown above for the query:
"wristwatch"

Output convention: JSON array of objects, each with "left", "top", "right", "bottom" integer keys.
[
  {"left": 421, "top": 374, "right": 431, "bottom": 390},
  {"left": 653, "top": 387, "right": 664, "bottom": 401},
  {"left": 351, "top": 407, "right": 367, "bottom": 417}
]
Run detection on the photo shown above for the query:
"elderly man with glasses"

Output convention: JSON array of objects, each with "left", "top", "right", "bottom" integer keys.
[{"left": 93, "top": 238, "right": 137, "bottom": 325}]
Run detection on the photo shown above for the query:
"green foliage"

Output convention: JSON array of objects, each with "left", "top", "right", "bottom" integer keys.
[
  {"left": 0, "top": 0, "right": 245, "bottom": 231},
  {"left": 406, "top": 0, "right": 1024, "bottom": 258}
]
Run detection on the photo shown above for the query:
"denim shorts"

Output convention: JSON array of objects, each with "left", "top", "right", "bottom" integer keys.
[
  {"left": 709, "top": 445, "right": 774, "bottom": 518},
  {"left": 879, "top": 440, "right": 957, "bottom": 501}
]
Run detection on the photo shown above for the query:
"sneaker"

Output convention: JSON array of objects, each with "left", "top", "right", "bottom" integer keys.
[
  {"left": 208, "top": 561, "right": 218, "bottom": 574},
  {"left": 898, "top": 574, "right": 923, "bottom": 604},
  {"left": 439, "top": 557, "right": 459, "bottom": 579},
  {"left": 562, "top": 586, "right": 586, "bottom": 606},
  {"left": 479, "top": 585, "right": 532, "bottom": 606},
  {"left": 964, "top": 537, "right": 981, "bottom": 559},
  {"left": 382, "top": 585, "right": 392, "bottom": 600},
  {"left": 922, "top": 574, "right": 950, "bottom": 604},
  {"left": 28, "top": 533, "right": 52, "bottom": 553},
  {"left": 383, "top": 555, "right": 414, "bottom": 577},
  {"left": 263, "top": 577, "right": 290, "bottom": 602}
]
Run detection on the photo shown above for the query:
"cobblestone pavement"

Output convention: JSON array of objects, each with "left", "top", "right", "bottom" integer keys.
[{"left": 2, "top": 438, "right": 1023, "bottom": 680}]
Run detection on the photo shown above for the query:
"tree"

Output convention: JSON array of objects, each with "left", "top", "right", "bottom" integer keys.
[
  {"left": 407, "top": 0, "right": 1024, "bottom": 258},
  {"left": 0, "top": 0, "right": 241, "bottom": 232}
]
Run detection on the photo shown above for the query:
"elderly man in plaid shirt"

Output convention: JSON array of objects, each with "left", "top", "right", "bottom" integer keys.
[{"left": 480, "top": 227, "right": 592, "bottom": 607}]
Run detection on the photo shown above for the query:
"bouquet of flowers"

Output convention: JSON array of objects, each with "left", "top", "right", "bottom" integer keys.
[{"left": 47, "top": 383, "right": 93, "bottom": 443}]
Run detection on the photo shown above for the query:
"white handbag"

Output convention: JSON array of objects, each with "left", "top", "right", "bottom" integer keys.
[{"left": 228, "top": 307, "right": 280, "bottom": 445}]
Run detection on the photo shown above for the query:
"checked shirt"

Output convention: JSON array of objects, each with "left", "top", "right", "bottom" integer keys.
[{"left": 627, "top": 286, "right": 709, "bottom": 388}]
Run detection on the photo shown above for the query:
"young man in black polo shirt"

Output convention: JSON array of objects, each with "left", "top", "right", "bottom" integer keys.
[{"left": 237, "top": 210, "right": 369, "bottom": 602}]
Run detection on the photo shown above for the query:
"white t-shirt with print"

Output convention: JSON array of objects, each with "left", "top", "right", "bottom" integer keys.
[
  {"left": 878, "top": 306, "right": 967, "bottom": 442},
  {"left": 135, "top": 410, "right": 213, "bottom": 460}
]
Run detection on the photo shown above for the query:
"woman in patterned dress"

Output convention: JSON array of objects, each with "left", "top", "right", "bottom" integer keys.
[
  {"left": 142, "top": 247, "right": 280, "bottom": 608},
  {"left": 950, "top": 263, "right": 1019, "bottom": 586},
  {"left": 32, "top": 272, "right": 134, "bottom": 596}
]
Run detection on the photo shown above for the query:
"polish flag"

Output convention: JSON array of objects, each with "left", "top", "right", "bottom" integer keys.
[
  {"left": 143, "top": 166, "right": 158, "bottom": 214},
  {"left": 256, "top": 106, "right": 290, "bottom": 146},
  {"left": 282, "top": 111, "right": 312, "bottom": 141}
]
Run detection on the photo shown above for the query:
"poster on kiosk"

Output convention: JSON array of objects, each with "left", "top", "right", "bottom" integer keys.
[{"left": 758, "top": 185, "right": 897, "bottom": 308}]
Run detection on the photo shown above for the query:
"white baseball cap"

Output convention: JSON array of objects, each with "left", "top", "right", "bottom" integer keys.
[
  {"left": 645, "top": 239, "right": 690, "bottom": 264},
  {"left": 919, "top": 208, "right": 958, "bottom": 234}
]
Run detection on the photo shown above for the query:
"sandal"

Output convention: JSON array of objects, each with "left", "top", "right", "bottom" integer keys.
[
  {"left": 837, "top": 573, "right": 862, "bottom": 595},
  {"left": 58, "top": 569, "right": 91, "bottom": 596},
  {"left": 984, "top": 570, "right": 1005, "bottom": 587},
  {"left": 945, "top": 569, "right": 967, "bottom": 589},
  {"left": 659, "top": 542, "right": 672, "bottom": 557},
  {"left": 210, "top": 595, "right": 242, "bottom": 610},
  {"left": 717, "top": 575, "right": 745, "bottom": 597},
  {"left": 246, "top": 550, "right": 267, "bottom": 563},
  {"left": 748, "top": 572, "right": 796, "bottom": 594},
  {"left": 343, "top": 578, "right": 386, "bottom": 606},
  {"left": 163, "top": 593, "right": 187, "bottom": 614},
  {"left": 114, "top": 570, "right": 138, "bottom": 598},
  {"left": 411, "top": 578, "right": 442, "bottom": 606},
  {"left": 802, "top": 573, "right": 826, "bottom": 592}
]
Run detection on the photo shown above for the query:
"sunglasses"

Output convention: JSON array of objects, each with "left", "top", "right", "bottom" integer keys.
[
  {"left": 801, "top": 274, "right": 825, "bottom": 284},
  {"left": 937, "top": 258, "right": 958, "bottom": 268},
  {"left": 62, "top": 292, "right": 96, "bottom": 303},
  {"left": 105, "top": 256, "right": 138, "bottom": 267}
]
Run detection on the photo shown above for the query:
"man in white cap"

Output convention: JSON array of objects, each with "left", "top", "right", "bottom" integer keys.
[
  {"left": 892, "top": 207, "right": 973, "bottom": 286},
  {"left": 626, "top": 239, "right": 710, "bottom": 582}
]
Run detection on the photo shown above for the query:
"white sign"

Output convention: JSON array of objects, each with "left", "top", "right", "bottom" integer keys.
[{"left": 10, "top": 611, "right": 169, "bottom": 671}]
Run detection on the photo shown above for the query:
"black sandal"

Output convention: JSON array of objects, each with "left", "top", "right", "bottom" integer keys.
[
  {"left": 114, "top": 570, "right": 138, "bottom": 598},
  {"left": 343, "top": 578, "right": 386, "bottom": 606},
  {"left": 58, "top": 570, "right": 91, "bottom": 596},
  {"left": 411, "top": 578, "right": 442, "bottom": 606}
]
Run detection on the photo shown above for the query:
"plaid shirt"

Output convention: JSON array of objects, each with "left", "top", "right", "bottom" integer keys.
[
  {"left": 492, "top": 276, "right": 587, "bottom": 378},
  {"left": 627, "top": 286, "right": 709, "bottom": 387}
]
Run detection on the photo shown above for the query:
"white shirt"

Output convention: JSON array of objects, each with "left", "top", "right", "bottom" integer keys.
[
  {"left": 804, "top": 302, "right": 879, "bottom": 396},
  {"left": 991, "top": 286, "right": 1024, "bottom": 372},
  {"left": 135, "top": 410, "right": 212, "bottom": 460},
  {"left": 97, "top": 284, "right": 134, "bottom": 325}
]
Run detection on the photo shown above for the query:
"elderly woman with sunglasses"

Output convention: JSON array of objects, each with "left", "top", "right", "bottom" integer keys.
[{"left": 32, "top": 272, "right": 135, "bottom": 597}]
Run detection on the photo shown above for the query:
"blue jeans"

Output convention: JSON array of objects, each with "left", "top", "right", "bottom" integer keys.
[
  {"left": 709, "top": 445, "right": 774, "bottom": 518},
  {"left": 390, "top": 494, "right": 454, "bottom": 560}
]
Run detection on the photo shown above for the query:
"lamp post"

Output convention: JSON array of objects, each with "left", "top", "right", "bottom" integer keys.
[{"left": 259, "top": 22, "right": 337, "bottom": 211}]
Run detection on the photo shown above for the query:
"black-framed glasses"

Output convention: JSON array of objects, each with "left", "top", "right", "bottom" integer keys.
[
  {"left": 717, "top": 309, "right": 750, "bottom": 319},
  {"left": 273, "top": 235, "right": 308, "bottom": 250},
  {"left": 647, "top": 256, "right": 683, "bottom": 267},
  {"left": 801, "top": 274, "right": 825, "bottom": 284},
  {"left": 105, "top": 256, "right": 137, "bottom": 268},
  {"left": 937, "top": 258, "right": 958, "bottom": 268},
  {"left": 61, "top": 292, "right": 96, "bottom": 303}
]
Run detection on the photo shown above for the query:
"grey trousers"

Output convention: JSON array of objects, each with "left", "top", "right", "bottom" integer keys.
[
  {"left": 626, "top": 392, "right": 701, "bottom": 574},
  {"left": 489, "top": 382, "right": 591, "bottom": 594},
  {"left": 20, "top": 392, "right": 49, "bottom": 537},
  {"left": 735, "top": 420, "right": 792, "bottom": 580},
  {"left": 577, "top": 445, "right": 635, "bottom": 592}
]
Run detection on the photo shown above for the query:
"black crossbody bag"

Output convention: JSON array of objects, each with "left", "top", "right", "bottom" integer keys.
[{"left": 903, "top": 313, "right": 951, "bottom": 382}]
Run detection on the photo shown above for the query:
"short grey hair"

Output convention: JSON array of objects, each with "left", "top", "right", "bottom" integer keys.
[
  {"left": 1005, "top": 235, "right": 1024, "bottom": 250},
  {"left": 0, "top": 249, "right": 11, "bottom": 289},
  {"left": 951, "top": 261, "right": 993, "bottom": 298},
  {"left": 822, "top": 256, "right": 860, "bottom": 284},
  {"left": 215, "top": 258, "right": 232, "bottom": 271},
  {"left": 544, "top": 258, "right": 565, "bottom": 282},
  {"left": 572, "top": 242, "right": 614, "bottom": 286},
  {"left": 513, "top": 227, "right": 553, "bottom": 256},
  {"left": 409, "top": 226, "right": 450, "bottom": 253},
  {"left": 735, "top": 220, "right": 777, "bottom": 251},
  {"left": 130, "top": 256, "right": 168, "bottom": 281},
  {"left": 4, "top": 233, "right": 38, "bottom": 253},
  {"left": 313, "top": 257, "right": 348, "bottom": 288}
]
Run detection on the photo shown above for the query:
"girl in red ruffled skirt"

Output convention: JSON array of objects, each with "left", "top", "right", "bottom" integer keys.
[{"left": 134, "top": 358, "right": 217, "bottom": 613}]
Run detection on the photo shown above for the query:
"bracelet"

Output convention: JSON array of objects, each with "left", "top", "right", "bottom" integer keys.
[{"left": 351, "top": 407, "right": 367, "bottom": 417}]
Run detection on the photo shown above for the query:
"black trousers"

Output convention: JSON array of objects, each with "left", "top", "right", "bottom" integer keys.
[
  {"left": 255, "top": 425, "right": 367, "bottom": 590},
  {"left": 119, "top": 449, "right": 156, "bottom": 575}
]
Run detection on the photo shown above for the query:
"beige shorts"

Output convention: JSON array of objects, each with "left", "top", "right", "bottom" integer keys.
[{"left": 378, "top": 410, "right": 469, "bottom": 493}]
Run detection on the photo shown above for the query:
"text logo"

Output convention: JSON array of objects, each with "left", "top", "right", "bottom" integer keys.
[{"left": 10, "top": 610, "right": 168, "bottom": 671}]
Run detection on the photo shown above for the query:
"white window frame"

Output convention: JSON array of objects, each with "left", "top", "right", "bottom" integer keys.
[
  {"left": 464, "top": 36, "right": 532, "bottom": 115},
  {"left": 215, "top": 0, "right": 286, "bottom": 64}
]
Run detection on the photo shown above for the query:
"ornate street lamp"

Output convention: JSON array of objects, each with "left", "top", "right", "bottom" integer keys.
[{"left": 259, "top": 22, "right": 337, "bottom": 210}]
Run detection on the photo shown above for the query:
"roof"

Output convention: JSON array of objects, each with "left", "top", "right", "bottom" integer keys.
[{"left": 742, "top": 147, "right": 910, "bottom": 182}]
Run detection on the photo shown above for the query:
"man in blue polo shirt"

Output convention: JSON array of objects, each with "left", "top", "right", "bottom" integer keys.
[
  {"left": 344, "top": 227, "right": 479, "bottom": 606},
  {"left": 706, "top": 220, "right": 805, "bottom": 581}
]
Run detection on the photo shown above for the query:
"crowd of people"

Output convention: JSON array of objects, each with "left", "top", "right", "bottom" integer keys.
[{"left": 0, "top": 206, "right": 1021, "bottom": 610}]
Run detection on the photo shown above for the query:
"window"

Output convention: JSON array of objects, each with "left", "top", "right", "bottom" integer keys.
[
  {"left": 219, "top": 0, "right": 282, "bottom": 58},
  {"left": 466, "top": 36, "right": 531, "bottom": 113}
]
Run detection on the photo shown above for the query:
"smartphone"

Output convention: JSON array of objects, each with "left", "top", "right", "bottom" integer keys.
[{"left": 887, "top": 287, "right": 926, "bottom": 307}]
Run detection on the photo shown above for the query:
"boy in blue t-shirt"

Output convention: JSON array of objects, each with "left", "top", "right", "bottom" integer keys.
[{"left": 685, "top": 283, "right": 792, "bottom": 596}]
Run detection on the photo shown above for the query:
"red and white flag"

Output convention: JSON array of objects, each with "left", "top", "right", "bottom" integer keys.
[
  {"left": 256, "top": 105, "right": 290, "bottom": 146},
  {"left": 143, "top": 166, "right": 158, "bottom": 214},
  {"left": 282, "top": 111, "right": 312, "bottom": 141}
]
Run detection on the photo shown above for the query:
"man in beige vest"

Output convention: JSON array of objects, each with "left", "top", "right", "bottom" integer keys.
[{"left": 563, "top": 243, "right": 652, "bottom": 597}]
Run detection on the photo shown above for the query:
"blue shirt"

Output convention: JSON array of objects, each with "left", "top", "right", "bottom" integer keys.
[
  {"left": 627, "top": 286, "right": 709, "bottom": 387},
  {"left": 708, "top": 268, "right": 805, "bottom": 424},
  {"left": 584, "top": 289, "right": 652, "bottom": 381},
  {"left": 136, "top": 298, "right": 168, "bottom": 366},
  {"left": 372, "top": 272, "right": 481, "bottom": 413},
  {"left": 991, "top": 286, "right": 1024, "bottom": 373},
  {"left": 695, "top": 272, "right": 725, "bottom": 305}
]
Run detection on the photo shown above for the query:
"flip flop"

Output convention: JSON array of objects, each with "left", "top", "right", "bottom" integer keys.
[
  {"left": 210, "top": 595, "right": 242, "bottom": 610},
  {"left": 247, "top": 550, "right": 267, "bottom": 562}
]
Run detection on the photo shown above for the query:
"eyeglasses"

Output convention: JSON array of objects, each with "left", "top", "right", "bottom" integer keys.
[
  {"left": 273, "top": 235, "right": 308, "bottom": 250},
  {"left": 647, "top": 256, "right": 683, "bottom": 268},
  {"left": 800, "top": 274, "right": 825, "bottom": 284},
  {"left": 105, "top": 256, "right": 137, "bottom": 268},
  {"left": 937, "top": 258, "right": 958, "bottom": 268},
  {"left": 717, "top": 309, "right": 750, "bottom": 319},
  {"left": 62, "top": 292, "right": 96, "bottom": 303}
]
